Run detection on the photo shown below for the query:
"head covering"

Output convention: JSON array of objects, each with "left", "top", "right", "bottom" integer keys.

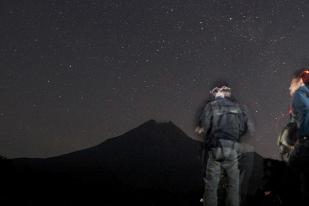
[{"left": 210, "top": 86, "right": 232, "bottom": 98}]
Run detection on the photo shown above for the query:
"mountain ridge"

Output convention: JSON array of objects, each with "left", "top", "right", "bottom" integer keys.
[{"left": 3, "top": 118, "right": 289, "bottom": 206}]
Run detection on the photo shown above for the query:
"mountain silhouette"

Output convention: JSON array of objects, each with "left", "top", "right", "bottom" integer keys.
[
  {"left": 12, "top": 119, "right": 202, "bottom": 192},
  {"left": 3, "top": 119, "right": 277, "bottom": 206}
]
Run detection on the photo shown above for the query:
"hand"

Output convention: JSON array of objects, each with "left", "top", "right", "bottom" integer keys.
[{"left": 195, "top": 126, "right": 205, "bottom": 135}]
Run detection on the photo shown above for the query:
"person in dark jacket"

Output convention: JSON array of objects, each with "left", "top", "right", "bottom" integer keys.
[
  {"left": 195, "top": 85, "right": 249, "bottom": 206},
  {"left": 288, "top": 68, "right": 309, "bottom": 204}
]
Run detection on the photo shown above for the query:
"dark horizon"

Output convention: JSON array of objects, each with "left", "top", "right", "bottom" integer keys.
[
  {"left": 5, "top": 118, "right": 264, "bottom": 160},
  {"left": 0, "top": 119, "right": 271, "bottom": 206},
  {"left": 0, "top": 112, "right": 301, "bottom": 206}
]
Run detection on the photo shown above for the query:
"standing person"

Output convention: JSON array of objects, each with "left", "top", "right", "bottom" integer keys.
[
  {"left": 195, "top": 85, "right": 249, "bottom": 206},
  {"left": 288, "top": 69, "right": 309, "bottom": 205}
]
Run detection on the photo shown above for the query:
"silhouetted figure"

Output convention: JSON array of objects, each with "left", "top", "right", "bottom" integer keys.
[
  {"left": 195, "top": 85, "right": 249, "bottom": 206},
  {"left": 287, "top": 68, "right": 309, "bottom": 205}
]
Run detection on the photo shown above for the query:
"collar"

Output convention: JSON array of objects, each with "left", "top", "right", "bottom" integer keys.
[{"left": 297, "top": 85, "right": 309, "bottom": 95}]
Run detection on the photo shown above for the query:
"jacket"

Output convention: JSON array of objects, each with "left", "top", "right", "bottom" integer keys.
[
  {"left": 199, "top": 97, "right": 248, "bottom": 144},
  {"left": 291, "top": 85, "right": 309, "bottom": 138}
]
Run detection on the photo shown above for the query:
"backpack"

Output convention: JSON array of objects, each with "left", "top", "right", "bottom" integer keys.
[
  {"left": 207, "top": 99, "right": 248, "bottom": 142},
  {"left": 277, "top": 121, "right": 298, "bottom": 161}
]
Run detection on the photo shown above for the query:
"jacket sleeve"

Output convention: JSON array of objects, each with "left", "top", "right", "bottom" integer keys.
[
  {"left": 291, "top": 92, "right": 307, "bottom": 128},
  {"left": 292, "top": 92, "right": 307, "bottom": 115},
  {"left": 240, "top": 105, "right": 255, "bottom": 137},
  {"left": 199, "top": 103, "right": 213, "bottom": 136}
]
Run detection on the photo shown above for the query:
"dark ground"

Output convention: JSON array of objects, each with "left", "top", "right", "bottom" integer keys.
[{"left": 0, "top": 120, "right": 306, "bottom": 206}]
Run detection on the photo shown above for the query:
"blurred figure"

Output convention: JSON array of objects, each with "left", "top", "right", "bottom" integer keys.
[
  {"left": 277, "top": 115, "right": 298, "bottom": 161},
  {"left": 288, "top": 68, "right": 309, "bottom": 205},
  {"left": 195, "top": 84, "right": 250, "bottom": 206}
]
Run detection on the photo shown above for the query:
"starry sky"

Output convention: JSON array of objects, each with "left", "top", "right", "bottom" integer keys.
[{"left": 1, "top": 0, "right": 309, "bottom": 158}]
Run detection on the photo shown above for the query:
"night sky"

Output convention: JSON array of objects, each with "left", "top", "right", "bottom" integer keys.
[{"left": 1, "top": 0, "right": 309, "bottom": 158}]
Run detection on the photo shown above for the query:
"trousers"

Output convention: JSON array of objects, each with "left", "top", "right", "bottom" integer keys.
[
  {"left": 203, "top": 143, "right": 240, "bottom": 206},
  {"left": 289, "top": 139, "right": 309, "bottom": 205}
]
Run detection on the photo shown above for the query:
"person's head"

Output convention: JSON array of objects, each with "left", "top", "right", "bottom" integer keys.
[
  {"left": 211, "top": 85, "right": 232, "bottom": 98},
  {"left": 289, "top": 68, "right": 309, "bottom": 96}
]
